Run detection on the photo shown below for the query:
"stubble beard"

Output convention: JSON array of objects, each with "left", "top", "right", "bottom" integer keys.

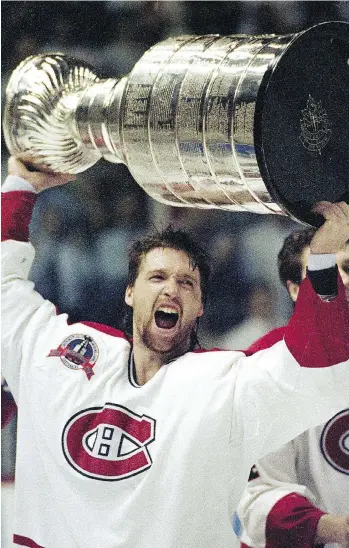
[{"left": 140, "top": 321, "right": 193, "bottom": 360}]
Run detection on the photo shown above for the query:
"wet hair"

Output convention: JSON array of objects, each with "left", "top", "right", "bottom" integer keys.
[
  {"left": 123, "top": 225, "right": 211, "bottom": 348},
  {"left": 277, "top": 227, "right": 316, "bottom": 287}
]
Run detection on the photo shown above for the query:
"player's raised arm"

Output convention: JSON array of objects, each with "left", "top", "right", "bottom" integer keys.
[
  {"left": 285, "top": 201, "right": 349, "bottom": 368},
  {"left": 231, "top": 203, "right": 349, "bottom": 465},
  {"left": 1, "top": 156, "right": 76, "bottom": 399}
]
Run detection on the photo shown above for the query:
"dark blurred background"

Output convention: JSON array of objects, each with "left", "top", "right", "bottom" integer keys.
[{"left": 1, "top": 3, "right": 348, "bottom": 541}]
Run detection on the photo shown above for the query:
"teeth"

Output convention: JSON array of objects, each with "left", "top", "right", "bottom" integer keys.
[{"left": 157, "top": 307, "right": 178, "bottom": 314}]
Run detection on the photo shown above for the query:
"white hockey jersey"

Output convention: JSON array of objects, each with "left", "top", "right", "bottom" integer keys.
[
  {"left": 236, "top": 414, "right": 349, "bottom": 548},
  {"left": 2, "top": 183, "right": 349, "bottom": 548},
  {"left": 235, "top": 328, "right": 349, "bottom": 548}
]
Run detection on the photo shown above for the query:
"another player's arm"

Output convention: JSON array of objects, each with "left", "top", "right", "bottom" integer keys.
[
  {"left": 235, "top": 437, "right": 326, "bottom": 548},
  {"left": 315, "top": 514, "right": 349, "bottom": 547}
]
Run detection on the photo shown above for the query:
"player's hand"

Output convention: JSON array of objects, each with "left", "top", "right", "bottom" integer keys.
[
  {"left": 8, "top": 153, "right": 76, "bottom": 193},
  {"left": 310, "top": 201, "right": 349, "bottom": 254},
  {"left": 315, "top": 514, "right": 349, "bottom": 547}
]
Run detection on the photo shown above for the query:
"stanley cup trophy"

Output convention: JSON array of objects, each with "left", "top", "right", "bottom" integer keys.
[{"left": 3, "top": 21, "right": 349, "bottom": 226}]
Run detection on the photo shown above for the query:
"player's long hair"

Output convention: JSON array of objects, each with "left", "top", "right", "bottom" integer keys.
[{"left": 122, "top": 225, "right": 210, "bottom": 350}]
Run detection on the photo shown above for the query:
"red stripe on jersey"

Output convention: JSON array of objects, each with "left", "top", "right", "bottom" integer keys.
[
  {"left": 245, "top": 326, "right": 286, "bottom": 354},
  {"left": 285, "top": 275, "right": 349, "bottom": 367},
  {"left": 80, "top": 322, "right": 130, "bottom": 340},
  {"left": 1, "top": 191, "right": 37, "bottom": 242},
  {"left": 13, "top": 535, "right": 45, "bottom": 548},
  {"left": 265, "top": 493, "right": 325, "bottom": 548},
  {"left": 193, "top": 347, "right": 228, "bottom": 354}
]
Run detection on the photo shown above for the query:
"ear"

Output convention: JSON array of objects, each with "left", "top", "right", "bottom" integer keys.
[
  {"left": 286, "top": 280, "right": 300, "bottom": 303},
  {"left": 125, "top": 285, "right": 134, "bottom": 308}
]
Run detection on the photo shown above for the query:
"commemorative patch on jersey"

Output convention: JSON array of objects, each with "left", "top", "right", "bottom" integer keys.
[{"left": 48, "top": 334, "right": 99, "bottom": 380}]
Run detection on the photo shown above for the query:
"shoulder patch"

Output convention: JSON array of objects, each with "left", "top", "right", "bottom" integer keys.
[{"left": 48, "top": 334, "right": 99, "bottom": 380}]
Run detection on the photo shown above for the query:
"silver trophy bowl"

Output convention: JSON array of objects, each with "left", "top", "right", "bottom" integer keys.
[{"left": 3, "top": 21, "right": 349, "bottom": 225}]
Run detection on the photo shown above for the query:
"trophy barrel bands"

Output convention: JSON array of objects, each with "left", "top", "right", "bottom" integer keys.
[
  {"left": 3, "top": 53, "right": 102, "bottom": 174},
  {"left": 120, "top": 33, "right": 288, "bottom": 214}
]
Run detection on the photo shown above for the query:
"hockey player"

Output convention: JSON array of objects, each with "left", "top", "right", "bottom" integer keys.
[
  {"left": 234, "top": 229, "right": 349, "bottom": 548},
  {"left": 1, "top": 154, "right": 349, "bottom": 548}
]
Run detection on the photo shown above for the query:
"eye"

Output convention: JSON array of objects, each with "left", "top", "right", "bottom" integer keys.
[
  {"left": 150, "top": 274, "right": 165, "bottom": 281},
  {"left": 180, "top": 278, "right": 194, "bottom": 287}
]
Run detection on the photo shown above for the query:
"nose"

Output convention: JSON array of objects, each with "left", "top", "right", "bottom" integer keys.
[{"left": 162, "top": 277, "right": 179, "bottom": 297}]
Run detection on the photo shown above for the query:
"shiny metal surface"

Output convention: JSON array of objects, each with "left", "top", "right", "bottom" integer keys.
[
  {"left": 3, "top": 54, "right": 101, "bottom": 173},
  {"left": 3, "top": 25, "right": 346, "bottom": 217}
]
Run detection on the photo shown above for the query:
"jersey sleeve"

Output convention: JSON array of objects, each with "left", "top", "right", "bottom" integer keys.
[
  {"left": 1, "top": 189, "right": 66, "bottom": 401},
  {"left": 284, "top": 273, "right": 349, "bottom": 368},
  {"left": 234, "top": 441, "right": 325, "bottom": 548}
]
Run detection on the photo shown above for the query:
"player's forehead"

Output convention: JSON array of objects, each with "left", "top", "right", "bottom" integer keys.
[{"left": 139, "top": 247, "right": 201, "bottom": 278}]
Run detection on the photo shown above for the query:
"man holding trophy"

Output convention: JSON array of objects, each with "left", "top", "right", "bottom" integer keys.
[{"left": 2, "top": 21, "right": 349, "bottom": 548}]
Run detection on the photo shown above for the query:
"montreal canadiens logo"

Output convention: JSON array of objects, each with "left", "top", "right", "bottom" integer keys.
[
  {"left": 62, "top": 404, "right": 156, "bottom": 480},
  {"left": 320, "top": 409, "right": 349, "bottom": 475},
  {"left": 48, "top": 334, "right": 99, "bottom": 379}
]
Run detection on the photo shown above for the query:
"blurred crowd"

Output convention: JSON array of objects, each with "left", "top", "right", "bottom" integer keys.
[{"left": 1, "top": 0, "right": 348, "bottom": 500}]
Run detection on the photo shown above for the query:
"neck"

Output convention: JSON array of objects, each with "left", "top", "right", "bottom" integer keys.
[
  {"left": 132, "top": 353, "right": 161, "bottom": 385},
  {"left": 131, "top": 339, "right": 190, "bottom": 386}
]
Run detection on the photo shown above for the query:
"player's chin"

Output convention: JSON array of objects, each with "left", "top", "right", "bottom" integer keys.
[
  {"left": 152, "top": 326, "right": 180, "bottom": 348},
  {"left": 148, "top": 325, "right": 187, "bottom": 353}
]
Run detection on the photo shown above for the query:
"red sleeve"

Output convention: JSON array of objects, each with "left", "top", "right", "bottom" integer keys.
[
  {"left": 265, "top": 493, "right": 325, "bottom": 548},
  {"left": 246, "top": 276, "right": 349, "bottom": 368},
  {"left": 1, "top": 191, "right": 37, "bottom": 242},
  {"left": 285, "top": 275, "right": 349, "bottom": 367},
  {"left": 240, "top": 493, "right": 325, "bottom": 548}
]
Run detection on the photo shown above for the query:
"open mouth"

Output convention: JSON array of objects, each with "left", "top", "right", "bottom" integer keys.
[{"left": 154, "top": 308, "right": 179, "bottom": 329}]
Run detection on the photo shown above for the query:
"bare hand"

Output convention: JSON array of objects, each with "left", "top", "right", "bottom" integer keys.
[
  {"left": 310, "top": 201, "right": 349, "bottom": 254},
  {"left": 8, "top": 153, "right": 76, "bottom": 192},
  {"left": 315, "top": 514, "right": 349, "bottom": 547}
]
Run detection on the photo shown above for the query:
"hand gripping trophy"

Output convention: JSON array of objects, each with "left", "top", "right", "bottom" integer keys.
[{"left": 3, "top": 21, "right": 349, "bottom": 226}]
